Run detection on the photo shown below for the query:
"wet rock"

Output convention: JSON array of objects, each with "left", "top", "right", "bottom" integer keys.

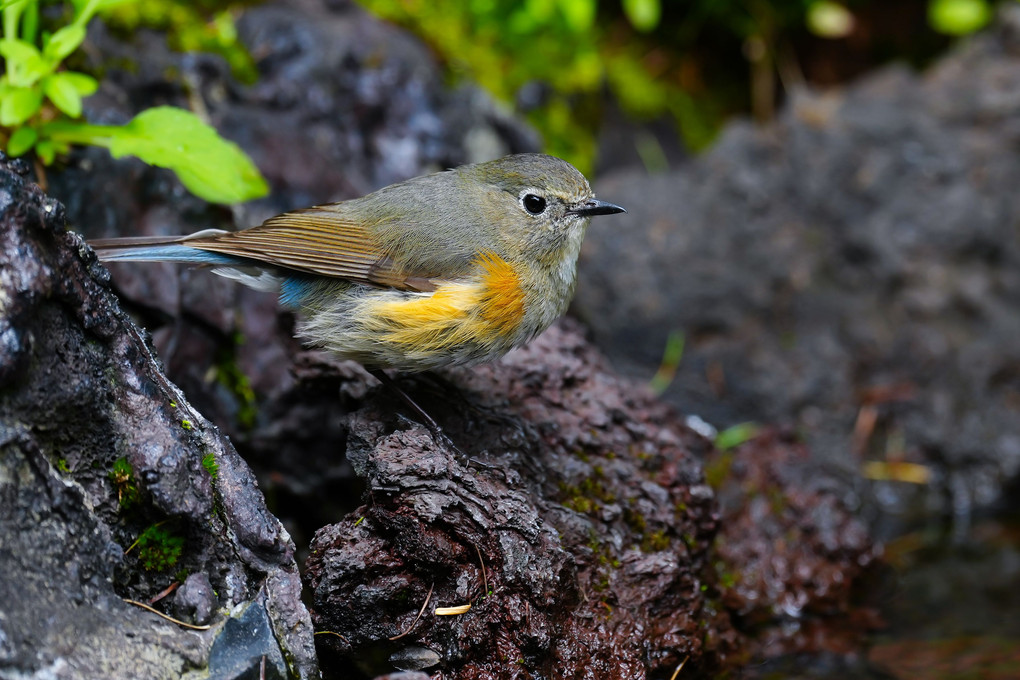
[
  {"left": 207, "top": 594, "right": 290, "bottom": 680},
  {"left": 711, "top": 430, "right": 881, "bottom": 660},
  {"left": 0, "top": 157, "right": 316, "bottom": 677},
  {"left": 305, "top": 321, "right": 738, "bottom": 678},
  {"left": 174, "top": 572, "right": 216, "bottom": 625},
  {"left": 575, "top": 7, "right": 1020, "bottom": 516},
  {"left": 304, "top": 322, "right": 878, "bottom": 678}
]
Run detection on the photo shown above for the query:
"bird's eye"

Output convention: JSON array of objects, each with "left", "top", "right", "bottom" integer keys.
[{"left": 522, "top": 193, "right": 547, "bottom": 215}]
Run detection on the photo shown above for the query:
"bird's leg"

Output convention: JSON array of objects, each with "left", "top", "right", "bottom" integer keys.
[{"left": 368, "top": 368, "right": 463, "bottom": 455}]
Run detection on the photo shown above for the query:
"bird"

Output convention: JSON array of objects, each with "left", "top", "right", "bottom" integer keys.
[
  {"left": 90, "top": 153, "right": 624, "bottom": 372},
  {"left": 90, "top": 153, "right": 625, "bottom": 441}
]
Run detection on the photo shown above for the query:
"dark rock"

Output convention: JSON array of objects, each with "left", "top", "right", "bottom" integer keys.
[
  {"left": 711, "top": 430, "right": 880, "bottom": 659},
  {"left": 207, "top": 593, "right": 290, "bottom": 680},
  {"left": 0, "top": 156, "right": 316, "bottom": 677},
  {"left": 575, "top": 6, "right": 1020, "bottom": 516},
  {"left": 304, "top": 321, "right": 876, "bottom": 678},
  {"left": 174, "top": 572, "right": 216, "bottom": 625},
  {"left": 306, "top": 322, "right": 736, "bottom": 678}
]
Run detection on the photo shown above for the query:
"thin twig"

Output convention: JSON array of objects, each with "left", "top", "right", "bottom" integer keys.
[
  {"left": 148, "top": 581, "right": 180, "bottom": 605},
  {"left": 314, "top": 630, "right": 350, "bottom": 644},
  {"left": 476, "top": 545, "right": 488, "bottom": 600},
  {"left": 669, "top": 655, "right": 689, "bottom": 680},
  {"left": 123, "top": 598, "right": 212, "bottom": 630},
  {"left": 389, "top": 582, "right": 434, "bottom": 641}
]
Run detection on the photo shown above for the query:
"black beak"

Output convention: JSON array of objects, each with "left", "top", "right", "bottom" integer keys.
[{"left": 570, "top": 199, "right": 626, "bottom": 217}]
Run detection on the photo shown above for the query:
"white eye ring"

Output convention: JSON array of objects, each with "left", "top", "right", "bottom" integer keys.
[{"left": 519, "top": 189, "right": 548, "bottom": 216}]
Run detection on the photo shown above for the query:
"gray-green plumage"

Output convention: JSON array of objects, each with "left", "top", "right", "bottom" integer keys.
[{"left": 90, "top": 154, "right": 625, "bottom": 371}]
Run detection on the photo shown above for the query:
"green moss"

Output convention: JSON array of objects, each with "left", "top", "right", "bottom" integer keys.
[
  {"left": 563, "top": 491, "right": 598, "bottom": 514},
  {"left": 109, "top": 457, "right": 140, "bottom": 509},
  {"left": 201, "top": 452, "right": 219, "bottom": 479},
  {"left": 55, "top": 458, "right": 70, "bottom": 473},
  {"left": 213, "top": 334, "right": 258, "bottom": 430},
  {"left": 132, "top": 524, "right": 184, "bottom": 572},
  {"left": 623, "top": 506, "right": 647, "bottom": 534},
  {"left": 560, "top": 473, "right": 617, "bottom": 515},
  {"left": 768, "top": 488, "right": 788, "bottom": 515},
  {"left": 704, "top": 450, "right": 734, "bottom": 489},
  {"left": 642, "top": 530, "right": 671, "bottom": 553}
]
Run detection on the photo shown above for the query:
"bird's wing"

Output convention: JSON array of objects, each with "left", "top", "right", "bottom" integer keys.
[{"left": 184, "top": 207, "right": 439, "bottom": 292}]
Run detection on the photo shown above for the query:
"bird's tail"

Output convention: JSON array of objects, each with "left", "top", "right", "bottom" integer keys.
[
  {"left": 88, "top": 230, "right": 285, "bottom": 293},
  {"left": 89, "top": 230, "right": 237, "bottom": 265}
]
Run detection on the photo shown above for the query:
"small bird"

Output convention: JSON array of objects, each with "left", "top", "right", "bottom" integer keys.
[{"left": 91, "top": 153, "right": 625, "bottom": 374}]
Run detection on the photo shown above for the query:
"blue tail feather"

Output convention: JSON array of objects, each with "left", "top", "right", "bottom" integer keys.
[{"left": 95, "top": 244, "right": 241, "bottom": 265}]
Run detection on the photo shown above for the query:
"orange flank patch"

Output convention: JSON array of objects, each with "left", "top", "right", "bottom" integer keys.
[
  {"left": 359, "top": 251, "right": 525, "bottom": 352},
  {"left": 474, "top": 251, "right": 526, "bottom": 336}
]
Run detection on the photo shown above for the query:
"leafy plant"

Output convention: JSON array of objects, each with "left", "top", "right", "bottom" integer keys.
[{"left": 0, "top": 0, "right": 267, "bottom": 204}]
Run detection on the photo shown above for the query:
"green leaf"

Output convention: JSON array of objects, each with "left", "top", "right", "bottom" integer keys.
[
  {"left": 0, "top": 38, "right": 49, "bottom": 87},
  {"left": 7, "top": 125, "right": 36, "bottom": 156},
  {"left": 0, "top": 38, "right": 40, "bottom": 63},
  {"left": 928, "top": 0, "right": 991, "bottom": 36},
  {"left": 35, "top": 138, "right": 56, "bottom": 164},
  {"left": 43, "top": 73, "right": 83, "bottom": 116},
  {"left": 107, "top": 106, "right": 268, "bottom": 204},
  {"left": 622, "top": 0, "right": 661, "bottom": 32},
  {"left": 59, "top": 71, "right": 98, "bottom": 96},
  {"left": 43, "top": 25, "right": 87, "bottom": 63},
  {"left": 715, "top": 423, "right": 760, "bottom": 451},
  {"left": 0, "top": 86, "right": 42, "bottom": 125}
]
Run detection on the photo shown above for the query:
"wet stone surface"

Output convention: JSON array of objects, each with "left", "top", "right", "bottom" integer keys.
[
  {"left": 0, "top": 157, "right": 316, "bottom": 678},
  {"left": 303, "top": 322, "right": 878, "bottom": 679}
]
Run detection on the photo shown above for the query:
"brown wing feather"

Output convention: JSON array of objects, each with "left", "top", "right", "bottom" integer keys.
[{"left": 184, "top": 208, "right": 434, "bottom": 291}]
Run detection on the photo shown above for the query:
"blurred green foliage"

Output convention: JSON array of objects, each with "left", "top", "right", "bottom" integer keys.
[
  {"left": 929, "top": 0, "right": 993, "bottom": 35},
  {"left": 359, "top": 0, "right": 716, "bottom": 171},
  {"left": 357, "top": 0, "right": 1007, "bottom": 172},
  {"left": 100, "top": 0, "right": 259, "bottom": 82},
  {"left": 0, "top": 0, "right": 267, "bottom": 203}
]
